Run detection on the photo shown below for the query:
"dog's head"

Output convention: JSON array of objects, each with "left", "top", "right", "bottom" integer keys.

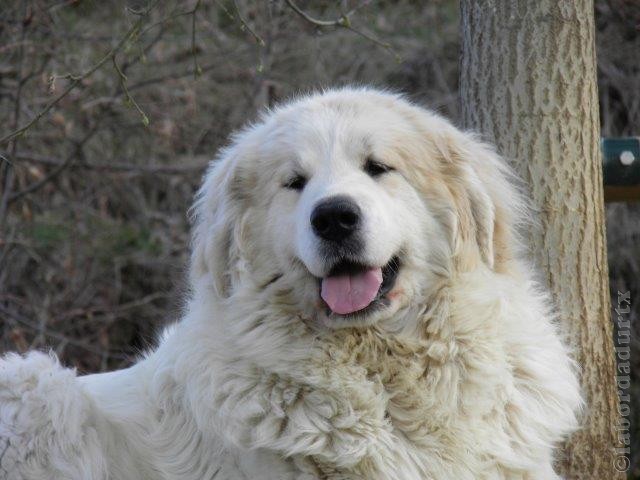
[{"left": 191, "top": 89, "right": 520, "bottom": 329}]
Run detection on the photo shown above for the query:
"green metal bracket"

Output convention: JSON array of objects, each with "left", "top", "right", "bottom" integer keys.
[{"left": 602, "top": 137, "right": 640, "bottom": 186}]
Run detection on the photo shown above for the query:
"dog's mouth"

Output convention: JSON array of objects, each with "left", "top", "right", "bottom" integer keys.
[{"left": 319, "top": 256, "right": 400, "bottom": 317}]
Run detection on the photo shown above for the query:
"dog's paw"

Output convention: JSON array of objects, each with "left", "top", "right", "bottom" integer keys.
[
  {"left": 278, "top": 387, "right": 388, "bottom": 467},
  {"left": 215, "top": 373, "right": 390, "bottom": 469},
  {"left": 0, "top": 351, "right": 106, "bottom": 479}
]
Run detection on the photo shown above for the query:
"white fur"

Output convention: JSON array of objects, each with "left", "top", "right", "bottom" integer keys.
[{"left": 0, "top": 88, "right": 582, "bottom": 479}]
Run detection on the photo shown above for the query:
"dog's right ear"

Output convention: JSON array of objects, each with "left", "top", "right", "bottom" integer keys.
[{"left": 189, "top": 151, "right": 242, "bottom": 298}]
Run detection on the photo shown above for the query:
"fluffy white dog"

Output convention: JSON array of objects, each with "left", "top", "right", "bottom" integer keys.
[{"left": 0, "top": 88, "right": 582, "bottom": 479}]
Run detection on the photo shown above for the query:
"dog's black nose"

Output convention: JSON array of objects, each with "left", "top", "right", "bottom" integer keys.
[{"left": 311, "top": 196, "right": 361, "bottom": 242}]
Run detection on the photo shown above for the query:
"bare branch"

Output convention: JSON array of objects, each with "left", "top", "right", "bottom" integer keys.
[
  {"left": 14, "top": 152, "right": 209, "bottom": 175},
  {"left": 192, "top": 0, "right": 203, "bottom": 77},
  {"left": 0, "top": 0, "right": 160, "bottom": 146},
  {"left": 0, "top": 304, "right": 131, "bottom": 360},
  {"left": 0, "top": 6, "right": 30, "bottom": 229},
  {"left": 7, "top": 126, "right": 99, "bottom": 203},
  {"left": 233, "top": 0, "right": 266, "bottom": 46},
  {"left": 54, "top": 292, "right": 170, "bottom": 323},
  {"left": 283, "top": 0, "right": 399, "bottom": 59},
  {"left": 283, "top": 0, "right": 348, "bottom": 27},
  {"left": 216, "top": 0, "right": 266, "bottom": 46},
  {"left": 112, "top": 55, "right": 149, "bottom": 126}
]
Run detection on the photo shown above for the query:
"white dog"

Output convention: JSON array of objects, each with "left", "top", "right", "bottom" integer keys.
[{"left": 0, "top": 88, "right": 582, "bottom": 479}]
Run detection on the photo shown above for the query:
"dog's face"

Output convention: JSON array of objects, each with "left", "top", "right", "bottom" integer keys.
[
  {"left": 264, "top": 107, "right": 437, "bottom": 328},
  {"left": 192, "top": 89, "right": 514, "bottom": 330}
]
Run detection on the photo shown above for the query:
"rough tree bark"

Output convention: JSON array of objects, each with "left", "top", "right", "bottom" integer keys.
[{"left": 459, "top": 1, "right": 622, "bottom": 479}]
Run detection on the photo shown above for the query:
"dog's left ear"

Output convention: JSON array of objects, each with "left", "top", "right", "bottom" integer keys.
[
  {"left": 440, "top": 130, "right": 520, "bottom": 272},
  {"left": 460, "top": 161, "right": 496, "bottom": 268}
]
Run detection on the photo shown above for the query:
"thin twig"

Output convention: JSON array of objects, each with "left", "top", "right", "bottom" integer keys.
[
  {"left": 121, "top": 20, "right": 168, "bottom": 73},
  {"left": 112, "top": 55, "right": 149, "bottom": 126},
  {"left": 137, "top": 6, "right": 196, "bottom": 38},
  {"left": 284, "top": 0, "right": 348, "bottom": 27},
  {"left": 0, "top": 0, "right": 160, "bottom": 146},
  {"left": 0, "top": 305, "right": 131, "bottom": 360},
  {"left": 54, "top": 292, "right": 170, "bottom": 322},
  {"left": 217, "top": 0, "right": 266, "bottom": 46},
  {"left": 283, "top": 0, "right": 399, "bottom": 59},
  {"left": 126, "top": 59, "right": 247, "bottom": 93},
  {"left": 7, "top": 126, "right": 99, "bottom": 203},
  {"left": 0, "top": 7, "right": 28, "bottom": 229},
  {"left": 233, "top": 0, "right": 265, "bottom": 46},
  {"left": 192, "top": 0, "right": 202, "bottom": 77}
]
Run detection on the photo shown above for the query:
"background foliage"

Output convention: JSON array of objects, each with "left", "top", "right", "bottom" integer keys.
[{"left": 0, "top": 1, "right": 637, "bottom": 476}]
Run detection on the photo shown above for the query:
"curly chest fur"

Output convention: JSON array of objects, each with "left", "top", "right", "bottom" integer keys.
[{"left": 276, "top": 322, "right": 514, "bottom": 479}]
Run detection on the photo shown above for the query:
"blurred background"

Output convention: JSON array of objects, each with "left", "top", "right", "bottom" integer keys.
[{"left": 0, "top": 1, "right": 638, "bottom": 476}]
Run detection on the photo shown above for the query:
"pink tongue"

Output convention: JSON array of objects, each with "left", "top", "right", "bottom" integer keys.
[{"left": 321, "top": 267, "right": 383, "bottom": 315}]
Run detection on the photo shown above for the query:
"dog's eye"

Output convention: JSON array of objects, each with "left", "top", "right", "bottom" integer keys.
[
  {"left": 364, "top": 158, "right": 394, "bottom": 177},
  {"left": 284, "top": 174, "right": 307, "bottom": 191}
]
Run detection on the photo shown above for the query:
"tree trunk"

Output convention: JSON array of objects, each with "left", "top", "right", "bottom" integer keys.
[{"left": 459, "top": 1, "right": 622, "bottom": 478}]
